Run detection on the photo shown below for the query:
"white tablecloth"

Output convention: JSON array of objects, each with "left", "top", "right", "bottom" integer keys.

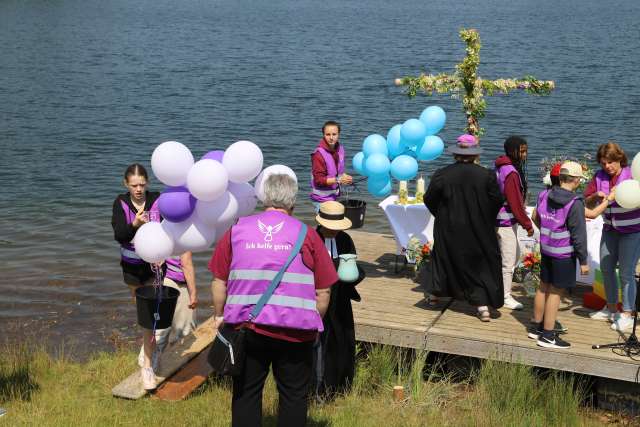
[{"left": 380, "top": 195, "right": 603, "bottom": 284}]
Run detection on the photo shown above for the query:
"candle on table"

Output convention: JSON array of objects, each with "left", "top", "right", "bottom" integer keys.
[
  {"left": 416, "top": 176, "right": 425, "bottom": 194},
  {"left": 399, "top": 180, "right": 408, "bottom": 192}
]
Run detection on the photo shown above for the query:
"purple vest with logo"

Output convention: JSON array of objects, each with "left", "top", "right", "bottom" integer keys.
[
  {"left": 224, "top": 211, "right": 323, "bottom": 332},
  {"left": 119, "top": 198, "right": 160, "bottom": 265},
  {"left": 310, "top": 144, "right": 345, "bottom": 202},
  {"left": 537, "top": 190, "right": 577, "bottom": 259},
  {"left": 165, "top": 257, "right": 185, "bottom": 283},
  {"left": 495, "top": 164, "right": 522, "bottom": 227},
  {"left": 595, "top": 167, "right": 640, "bottom": 234}
]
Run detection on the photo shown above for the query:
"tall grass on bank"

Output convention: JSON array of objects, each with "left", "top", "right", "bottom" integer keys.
[{"left": 0, "top": 343, "right": 604, "bottom": 426}]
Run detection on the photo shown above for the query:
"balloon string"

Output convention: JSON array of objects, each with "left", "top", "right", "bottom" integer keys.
[{"left": 150, "top": 263, "right": 164, "bottom": 345}]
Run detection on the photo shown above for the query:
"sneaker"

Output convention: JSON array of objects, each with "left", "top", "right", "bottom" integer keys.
[
  {"left": 503, "top": 295, "right": 523, "bottom": 310},
  {"left": 537, "top": 333, "right": 571, "bottom": 349},
  {"left": 141, "top": 367, "right": 157, "bottom": 390},
  {"left": 527, "top": 323, "right": 542, "bottom": 339},
  {"left": 610, "top": 316, "right": 634, "bottom": 332},
  {"left": 589, "top": 307, "right": 616, "bottom": 322}
]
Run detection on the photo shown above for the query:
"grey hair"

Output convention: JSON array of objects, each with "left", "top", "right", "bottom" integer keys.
[
  {"left": 454, "top": 154, "right": 480, "bottom": 163},
  {"left": 263, "top": 174, "right": 298, "bottom": 210}
]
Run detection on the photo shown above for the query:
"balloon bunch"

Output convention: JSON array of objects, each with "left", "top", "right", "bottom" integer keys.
[
  {"left": 134, "top": 140, "right": 279, "bottom": 263},
  {"left": 615, "top": 153, "right": 640, "bottom": 208},
  {"left": 351, "top": 106, "right": 447, "bottom": 197}
]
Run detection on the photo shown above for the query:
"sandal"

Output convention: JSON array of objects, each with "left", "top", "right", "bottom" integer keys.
[{"left": 477, "top": 309, "right": 490, "bottom": 322}]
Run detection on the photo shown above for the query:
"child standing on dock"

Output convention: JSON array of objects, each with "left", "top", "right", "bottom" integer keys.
[{"left": 529, "top": 161, "right": 589, "bottom": 349}]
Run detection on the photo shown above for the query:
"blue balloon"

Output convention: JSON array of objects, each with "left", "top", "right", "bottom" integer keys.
[
  {"left": 352, "top": 151, "right": 365, "bottom": 175},
  {"left": 364, "top": 153, "right": 391, "bottom": 176},
  {"left": 400, "top": 119, "right": 427, "bottom": 148},
  {"left": 390, "top": 155, "right": 419, "bottom": 180},
  {"left": 386, "top": 124, "right": 404, "bottom": 159},
  {"left": 363, "top": 134, "right": 388, "bottom": 157},
  {"left": 417, "top": 135, "right": 444, "bottom": 161},
  {"left": 367, "top": 175, "right": 392, "bottom": 198},
  {"left": 419, "top": 106, "right": 447, "bottom": 135},
  {"left": 367, "top": 173, "right": 390, "bottom": 187}
]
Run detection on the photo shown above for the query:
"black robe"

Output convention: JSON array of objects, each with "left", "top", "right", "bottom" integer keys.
[
  {"left": 312, "top": 227, "right": 364, "bottom": 400},
  {"left": 421, "top": 162, "right": 505, "bottom": 308}
]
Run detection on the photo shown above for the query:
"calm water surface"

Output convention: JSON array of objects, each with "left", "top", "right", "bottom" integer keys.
[{"left": 1, "top": 0, "right": 639, "bottom": 353}]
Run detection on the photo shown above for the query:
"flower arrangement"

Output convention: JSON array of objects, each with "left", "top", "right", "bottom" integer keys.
[
  {"left": 405, "top": 237, "right": 433, "bottom": 275},
  {"left": 514, "top": 248, "right": 541, "bottom": 296},
  {"left": 539, "top": 153, "right": 594, "bottom": 193}
]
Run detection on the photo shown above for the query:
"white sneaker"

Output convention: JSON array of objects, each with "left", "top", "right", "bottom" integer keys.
[
  {"left": 138, "top": 346, "right": 160, "bottom": 371},
  {"left": 610, "top": 316, "right": 634, "bottom": 332},
  {"left": 589, "top": 307, "right": 616, "bottom": 322},
  {"left": 141, "top": 367, "right": 157, "bottom": 390},
  {"left": 503, "top": 295, "right": 523, "bottom": 310}
]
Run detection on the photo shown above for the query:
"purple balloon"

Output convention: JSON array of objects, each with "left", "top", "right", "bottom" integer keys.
[
  {"left": 158, "top": 186, "right": 197, "bottom": 223},
  {"left": 201, "top": 150, "right": 224, "bottom": 163}
]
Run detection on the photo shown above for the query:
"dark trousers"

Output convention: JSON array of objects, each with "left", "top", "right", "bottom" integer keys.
[{"left": 232, "top": 329, "right": 313, "bottom": 427}]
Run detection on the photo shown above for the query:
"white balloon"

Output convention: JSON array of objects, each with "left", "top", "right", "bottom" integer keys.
[
  {"left": 151, "top": 141, "right": 194, "bottom": 186},
  {"left": 194, "top": 191, "right": 239, "bottom": 227},
  {"left": 631, "top": 153, "right": 640, "bottom": 181},
  {"left": 254, "top": 165, "right": 298, "bottom": 202},
  {"left": 134, "top": 222, "right": 174, "bottom": 263},
  {"left": 187, "top": 159, "right": 229, "bottom": 202},
  {"left": 615, "top": 180, "right": 640, "bottom": 209},
  {"left": 162, "top": 217, "right": 216, "bottom": 253},
  {"left": 223, "top": 140, "right": 263, "bottom": 183},
  {"left": 229, "top": 182, "right": 257, "bottom": 217}
]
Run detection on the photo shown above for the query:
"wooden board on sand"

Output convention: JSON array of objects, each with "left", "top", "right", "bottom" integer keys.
[{"left": 112, "top": 316, "right": 216, "bottom": 400}]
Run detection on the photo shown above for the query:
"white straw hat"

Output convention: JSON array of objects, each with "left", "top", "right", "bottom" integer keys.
[{"left": 315, "top": 201, "right": 352, "bottom": 230}]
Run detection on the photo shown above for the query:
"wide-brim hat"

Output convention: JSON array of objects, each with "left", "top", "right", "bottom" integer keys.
[
  {"left": 316, "top": 201, "right": 352, "bottom": 230},
  {"left": 447, "top": 134, "right": 483, "bottom": 155}
]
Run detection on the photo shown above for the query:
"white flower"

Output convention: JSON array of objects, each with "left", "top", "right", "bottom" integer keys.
[{"left": 542, "top": 172, "right": 552, "bottom": 186}]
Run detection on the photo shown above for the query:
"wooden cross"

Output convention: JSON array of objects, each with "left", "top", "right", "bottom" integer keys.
[{"left": 395, "top": 28, "right": 554, "bottom": 137}]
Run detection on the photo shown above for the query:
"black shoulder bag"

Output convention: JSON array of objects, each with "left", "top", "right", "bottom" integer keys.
[{"left": 208, "top": 224, "right": 308, "bottom": 376}]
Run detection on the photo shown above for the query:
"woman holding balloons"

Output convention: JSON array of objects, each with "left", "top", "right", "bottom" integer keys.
[
  {"left": 584, "top": 142, "right": 640, "bottom": 332},
  {"left": 310, "top": 121, "right": 353, "bottom": 211}
]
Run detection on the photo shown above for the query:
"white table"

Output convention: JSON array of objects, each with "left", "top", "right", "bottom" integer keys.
[{"left": 380, "top": 196, "right": 603, "bottom": 285}]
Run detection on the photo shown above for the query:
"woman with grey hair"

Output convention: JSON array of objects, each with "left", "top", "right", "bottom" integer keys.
[
  {"left": 208, "top": 174, "right": 338, "bottom": 426},
  {"left": 422, "top": 136, "right": 505, "bottom": 322}
]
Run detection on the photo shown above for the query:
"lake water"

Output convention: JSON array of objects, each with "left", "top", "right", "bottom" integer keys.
[{"left": 1, "top": 0, "right": 639, "bottom": 353}]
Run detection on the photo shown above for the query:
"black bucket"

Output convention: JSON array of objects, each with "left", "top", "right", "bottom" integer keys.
[
  {"left": 135, "top": 286, "right": 180, "bottom": 330},
  {"left": 340, "top": 199, "right": 367, "bottom": 229}
]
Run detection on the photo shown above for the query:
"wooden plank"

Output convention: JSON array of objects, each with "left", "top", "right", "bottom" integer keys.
[
  {"left": 112, "top": 316, "right": 216, "bottom": 400},
  {"left": 154, "top": 346, "right": 213, "bottom": 401}
]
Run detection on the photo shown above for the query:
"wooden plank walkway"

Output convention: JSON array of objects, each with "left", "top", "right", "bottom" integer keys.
[{"left": 349, "top": 230, "right": 640, "bottom": 384}]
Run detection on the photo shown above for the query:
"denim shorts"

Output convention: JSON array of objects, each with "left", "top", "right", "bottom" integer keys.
[{"left": 540, "top": 254, "right": 577, "bottom": 289}]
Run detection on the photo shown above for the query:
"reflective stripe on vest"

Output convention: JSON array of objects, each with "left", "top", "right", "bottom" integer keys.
[
  {"left": 539, "top": 227, "right": 570, "bottom": 240},
  {"left": 165, "top": 256, "right": 185, "bottom": 282},
  {"left": 495, "top": 164, "right": 522, "bottom": 227},
  {"left": 540, "top": 243, "right": 575, "bottom": 256},
  {"left": 226, "top": 294, "right": 317, "bottom": 311},
  {"left": 596, "top": 167, "right": 640, "bottom": 233},
  {"left": 228, "top": 269, "right": 314, "bottom": 285},
  {"left": 310, "top": 144, "right": 345, "bottom": 202}
]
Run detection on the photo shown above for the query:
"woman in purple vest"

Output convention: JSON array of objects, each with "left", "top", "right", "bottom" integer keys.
[
  {"left": 310, "top": 121, "right": 353, "bottom": 211},
  {"left": 530, "top": 161, "right": 589, "bottom": 348},
  {"left": 209, "top": 174, "right": 338, "bottom": 426},
  {"left": 494, "top": 136, "right": 534, "bottom": 311},
  {"left": 584, "top": 142, "right": 640, "bottom": 332},
  {"left": 111, "top": 163, "right": 161, "bottom": 297}
]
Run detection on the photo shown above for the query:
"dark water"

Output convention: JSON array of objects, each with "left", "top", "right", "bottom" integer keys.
[{"left": 1, "top": 0, "right": 639, "bottom": 352}]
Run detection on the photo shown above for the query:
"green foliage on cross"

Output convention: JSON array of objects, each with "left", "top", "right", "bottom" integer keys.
[{"left": 395, "top": 28, "right": 555, "bottom": 137}]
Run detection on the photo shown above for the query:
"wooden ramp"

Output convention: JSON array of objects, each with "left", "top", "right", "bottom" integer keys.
[{"left": 349, "top": 230, "right": 640, "bottom": 384}]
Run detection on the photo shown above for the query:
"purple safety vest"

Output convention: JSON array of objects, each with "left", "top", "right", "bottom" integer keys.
[
  {"left": 537, "top": 190, "right": 577, "bottom": 259},
  {"left": 310, "top": 144, "right": 345, "bottom": 202},
  {"left": 119, "top": 198, "right": 160, "bottom": 265},
  {"left": 165, "top": 256, "right": 185, "bottom": 283},
  {"left": 224, "top": 210, "right": 323, "bottom": 332},
  {"left": 595, "top": 167, "right": 640, "bottom": 234},
  {"left": 495, "top": 164, "right": 523, "bottom": 227}
]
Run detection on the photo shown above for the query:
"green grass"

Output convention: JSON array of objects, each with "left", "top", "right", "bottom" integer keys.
[{"left": 0, "top": 342, "right": 610, "bottom": 426}]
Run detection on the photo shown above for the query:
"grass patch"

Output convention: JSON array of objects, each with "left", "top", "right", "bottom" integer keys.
[{"left": 0, "top": 343, "right": 614, "bottom": 426}]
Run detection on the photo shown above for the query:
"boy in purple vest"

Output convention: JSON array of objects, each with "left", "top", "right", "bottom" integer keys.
[
  {"left": 530, "top": 161, "right": 589, "bottom": 349},
  {"left": 310, "top": 121, "right": 353, "bottom": 211}
]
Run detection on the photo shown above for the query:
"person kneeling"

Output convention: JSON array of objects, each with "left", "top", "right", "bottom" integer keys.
[{"left": 529, "top": 161, "right": 589, "bottom": 349}]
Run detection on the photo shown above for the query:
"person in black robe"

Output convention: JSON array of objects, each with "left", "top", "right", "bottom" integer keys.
[
  {"left": 422, "top": 135, "right": 505, "bottom": 321},
  {"left": 312, "top": 201, "right": 364, "bottom": 401}
]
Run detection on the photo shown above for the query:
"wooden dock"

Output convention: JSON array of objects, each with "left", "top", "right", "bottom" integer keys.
[{"left": 349, "top": 230, "right": 640, "bottom": 384}]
